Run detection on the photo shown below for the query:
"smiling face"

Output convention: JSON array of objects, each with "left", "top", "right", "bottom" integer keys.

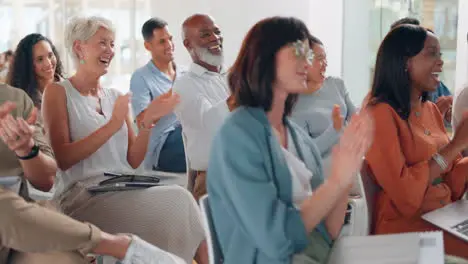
[
  {"left": 307, "top": 43, "right": 328, "bottom": 86},
  {"left": 275, "top": 39, "right": 312, "bottom": 94},
  {"left": 407, "top": 31, "right": 444, "bottom": 93},
  {"left": 184, "top": 15, "right": 224, "bottom": 67},
  {"left": 145, "top": 26, "right": 174, "bottom": 63},
  {"left": 32, "top": 40, "right": 57, "bottom": 83},
  {"left": 75, "top": 26, "right": 115, "bottom": 76}
]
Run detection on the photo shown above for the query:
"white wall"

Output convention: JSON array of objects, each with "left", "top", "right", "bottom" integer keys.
[
  {"left": 455, "top": 0, "right": 468, "bottom": 95},
  {"left": 149, "top": 0, "right": 343, "bottom": 77},
  {"left": 308, "top": 0, "right": 343, "bottom": 78},
  {"left": 149, "top": 0, "right": 465, "bottom": 107},
  {"left": 342, "top": 0, "right": 372, "bottom": 106}
]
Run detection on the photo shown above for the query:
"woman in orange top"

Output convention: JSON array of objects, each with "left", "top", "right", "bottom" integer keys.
[{"left": 365, "top": 24, "right": 468, "bottom": 258}]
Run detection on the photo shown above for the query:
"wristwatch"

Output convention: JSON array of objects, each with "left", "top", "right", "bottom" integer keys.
[{"left": 17, "top": 144, "right": 40, "bottom": 160}]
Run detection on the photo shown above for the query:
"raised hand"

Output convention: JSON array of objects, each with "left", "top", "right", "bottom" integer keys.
[
  {"left": 435, "top": 96, "right": 453, "bottom": 116},
  {"left": 332, "top": 104, "right": 343, "bottom": 131},
  {"left": 142, "top": 91, "right": 180, "bottom": 128},
  {"left": 0, "top": 103, "right": 36, "bottom": 156},
  {"left": 110, "top": 93, "right": 131, "bottom": 127},
  {"left": 329, "top": 110, "right": 374, "bottom": 189},
  {"left": 0, "top": 101, "right": 16, "bottom": 119}
]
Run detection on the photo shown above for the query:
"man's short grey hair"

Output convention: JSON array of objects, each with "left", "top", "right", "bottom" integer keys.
[{"left": 65, "top": 16, "right": 115, "bottom": 63}]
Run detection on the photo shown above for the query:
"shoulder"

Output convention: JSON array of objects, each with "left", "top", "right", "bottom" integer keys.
[
  {"left": 0, "top": 84, "right": 33, "bottom": 117},
  {"left": 0, "top": 83, "right": 30, "bottom": 103},
  {"left": 366, "top": 102, "right": 403, "bottom": 127},
  {"left": 173, "top": 72, "right": 200, "bottom": 94},
  {"left": 43, "top": 81, "right": 67, "bottom": 101},
  {"left": 131, "top": 64, "right": 149, "bottom": 80},
  {"left": 220, "top": 107, "right": 263, "bottom": 133},
  {"left": 455, "top": 86, "right": 468, "bottom": 106},
  {"left": 215, "top": 107, "right": 265, "bottom": 146},
  {"left": 324, "top": 76, "right": 346, "bottom": 93},
  {"left": 325, "top": 76, "right": 344, "bottom": 86}
]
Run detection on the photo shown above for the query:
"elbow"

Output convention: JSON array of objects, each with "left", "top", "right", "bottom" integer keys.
[
  {"left": 129, "top": 162, "right": 140, "bottom": 169},
  {"left": 325, "top": 214, "right": 344, "bottom": 240},
  {"left": 31, "top": 176, "right": 55, "bottom": 192},
  {"left": 326, "top": 222, "right": 342, "bottom": 240},
  {"left": 37, "top": 179, "right": 54, "bottom": 192},
  {"left": 127, "top": 158, "right": 142, "bottom": 169},
  {"left": 56, "top": 159, "right": 72, "bottom": 171},
  {"left": 396, "top": 200, "right": 422, "bottom": 218}
]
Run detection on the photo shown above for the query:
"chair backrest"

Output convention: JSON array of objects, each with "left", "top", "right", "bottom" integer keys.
[
  {"left": 359, "top": 160, "right": 380, "bottom": 234},
  {"left": 199, "top": 195, "right": 224, "bottom": 264},
  {"left": 181, "top": 130, "right": 195, "bottom": 191}
]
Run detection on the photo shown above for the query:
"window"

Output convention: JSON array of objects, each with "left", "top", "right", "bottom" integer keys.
[
  {"left": 370, "top": 0, "right": 459, "bottom": 92},
  {"left": 0, "top": 0, "right": 151, "bottom": 93}
]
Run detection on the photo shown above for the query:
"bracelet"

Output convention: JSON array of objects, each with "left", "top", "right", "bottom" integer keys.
[
  {"left": 432, "top": 177, "right": 443, "bottom": 186},
  {"left": 16, "top": 144, "right": 40, "bottom": 160},
  {"left": 432, "top": 153, "right": 448, "bottom": 171},
  {"left": 139, "top": 120, "right": 153, "bottom": 130}
]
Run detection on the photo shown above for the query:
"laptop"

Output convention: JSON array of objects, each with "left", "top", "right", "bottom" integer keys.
[
  {"left": 87, "top": 173, "right": 161, "bottom": 194},
  {"left": 422, "top": 200, "right": 468, "bottom": 242}
]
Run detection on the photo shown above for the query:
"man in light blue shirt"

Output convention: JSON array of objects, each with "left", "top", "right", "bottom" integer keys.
[{"left": 130, "top": 18, "right": 186, "bottom": 172}]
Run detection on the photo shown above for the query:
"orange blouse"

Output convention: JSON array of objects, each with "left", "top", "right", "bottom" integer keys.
[{"left": 366, "top": 101, "right": 468, "bottom": 237}]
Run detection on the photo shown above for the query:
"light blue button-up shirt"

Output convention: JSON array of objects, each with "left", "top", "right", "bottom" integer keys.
[{"left": 130, "top": 60, "right": 185, "bottom": 170}]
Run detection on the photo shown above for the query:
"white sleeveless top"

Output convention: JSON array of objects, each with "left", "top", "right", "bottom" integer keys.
[
  {"left": 55, "top": 79, "right": 133, "bottom": 194},
  {"left": 281, "top": 129, "right": 313, "bottom": 208}
]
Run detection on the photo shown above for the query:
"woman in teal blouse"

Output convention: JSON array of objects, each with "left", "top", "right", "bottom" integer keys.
[{"left": 207, "top": 17, "right": 374, "bottom": 264}]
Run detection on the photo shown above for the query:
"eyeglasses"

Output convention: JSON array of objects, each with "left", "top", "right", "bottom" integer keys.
[{"left": 291, "top": 40, "right": 314, "bottom": 65}]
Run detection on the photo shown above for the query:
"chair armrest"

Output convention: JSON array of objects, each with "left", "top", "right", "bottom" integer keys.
[{"left": 346, "top": 196, "right": 369, "bottom": 236}]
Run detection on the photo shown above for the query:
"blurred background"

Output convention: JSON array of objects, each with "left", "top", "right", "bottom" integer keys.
[{"left": 0, "top": 0, "right": 466, "bottom": 106}]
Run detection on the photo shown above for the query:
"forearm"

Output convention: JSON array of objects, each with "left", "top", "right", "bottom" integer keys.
[
  {"left": 55, "top": 121, "right": 120, "bottom": 171},
  {"left": 127, "top": 128, "right": 151, "bottom": 169},
  {"left": 429, "top": 141, "right": 463, "bottom": 183},
  {"left": 325, "top": 190, "right": 349, "bottom": 239},
  {"left": 300, "top": 178, "right": 347, "bottom": 233},
  {"left": 19, "top": 152, "right": 57, "bottom": 192}
]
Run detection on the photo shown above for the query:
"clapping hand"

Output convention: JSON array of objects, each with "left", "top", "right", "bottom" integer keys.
[{"left": 0, "top": 102, "right": 37, "bottom": 156}]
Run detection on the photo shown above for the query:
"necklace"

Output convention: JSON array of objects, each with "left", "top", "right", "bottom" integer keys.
[{"left": 414, "top": 110, "right": 431, "bottom": 136}]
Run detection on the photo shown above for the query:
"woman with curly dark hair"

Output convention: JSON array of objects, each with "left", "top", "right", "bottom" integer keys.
[{"left": 7, "top": 33, "right": 64, "bottom": 108}]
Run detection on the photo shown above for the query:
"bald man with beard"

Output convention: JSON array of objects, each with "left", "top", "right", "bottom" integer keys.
[{"left": 173, "top": 14, "right": 236, "bottom": 201}]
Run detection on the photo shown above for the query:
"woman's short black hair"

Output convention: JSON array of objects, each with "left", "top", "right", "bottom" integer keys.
[
  {"left": 390, "top": 17, "right": 420, "bottom": 29},
  {"left": 369, "top": 24, "right": 429, "bottom": 120},
  {"left": 228, "top": 16, "right": 310, "bottom": 117},
  {"left": 7, "top": 33, "right": 63, "bottom": 106}
]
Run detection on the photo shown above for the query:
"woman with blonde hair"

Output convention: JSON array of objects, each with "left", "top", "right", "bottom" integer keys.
[{"left": 42, "top": 16, "right": 207, "bottom": 264}]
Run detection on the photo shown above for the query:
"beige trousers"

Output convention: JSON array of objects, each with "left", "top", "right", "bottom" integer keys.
[
  {"left": 0, "top": 188, "right": 101, "bottom": 264},
  {"left": 58, "top": 182, "right": 205, "bottom": 264}
]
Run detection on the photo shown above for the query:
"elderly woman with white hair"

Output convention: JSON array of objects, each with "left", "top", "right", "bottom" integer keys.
[{"left": 41, "top": 16, "right": 208, "bottom": 264}]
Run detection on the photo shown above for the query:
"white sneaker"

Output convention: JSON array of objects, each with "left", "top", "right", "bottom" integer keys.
[{"left": 118, "top": 235, "right": 186, "bottom": 264}]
